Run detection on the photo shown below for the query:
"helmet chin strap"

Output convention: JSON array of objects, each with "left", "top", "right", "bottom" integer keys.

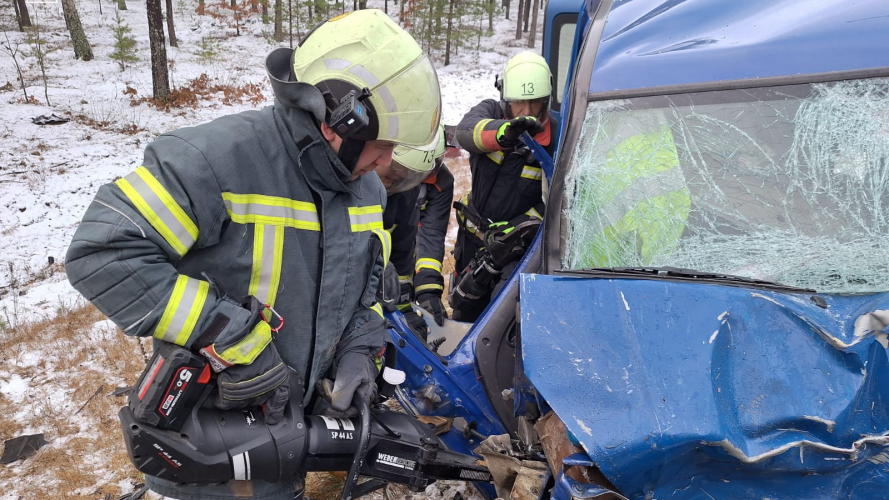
[{"left": 337, "top": 136, "right": 367, "bottom": 174}]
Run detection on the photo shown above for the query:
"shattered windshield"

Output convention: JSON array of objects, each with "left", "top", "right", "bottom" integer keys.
[{"left": 562, "top": 78, "right": 889, "bottom": 293}]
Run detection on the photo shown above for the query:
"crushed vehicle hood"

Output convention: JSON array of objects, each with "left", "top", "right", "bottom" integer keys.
[{"left": 520, "top": 273, "right": 889, "bottom": 499}]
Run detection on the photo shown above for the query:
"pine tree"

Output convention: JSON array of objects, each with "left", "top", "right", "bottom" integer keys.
[{"left": 110, "top": 11, "right": 138, "bottom": 71}]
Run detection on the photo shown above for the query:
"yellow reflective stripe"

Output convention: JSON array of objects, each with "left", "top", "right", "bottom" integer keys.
[
  {"left": 218, "top": 321, "right": 273, "bottom": 365},
  {"left": 249, "top": 224, "right": 284, "bottom": 307},
  {"left": 397, "top": 302, "right": 413, "bottom": 311},
  {"left": 415, "top": 283, "right": 444, "bottom": 293},
  {"left": 473, "top": 119, "right": 494, "bottom": 152},
  {"left": 398, "top": 275, "right": 414, "bottom": 285},
  {"left": 521, "top": 166, "right": 544, "bottom": 180},
  {"left": 349, "top": 205, "right": 384, "bottom": 232},
  {"left": 372, "top": 228, "right": 391, "bottom": 265},
  {"left": 370, "top": 303, "right": 384, "bottom": 318},
  {"left": 222, "top": 192, "right": 320, "bottom": 230},
  {"left": 486, "top": 151, "right": 504, "bottom": 165},
  {"left": 116, "top": 166, "right": 198, "bottom": 256},
  {"left": 154, "top": 275, "right": 209, "bottom": 346},
  {"left": 415, "top": 258, "right": 442, "bottom": 274},
  {"left": 525, "top": 207, "right": 543, "bottom": 220}
]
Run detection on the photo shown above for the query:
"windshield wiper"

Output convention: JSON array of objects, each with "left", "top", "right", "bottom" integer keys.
[{"left": 557, "top": 266, "right": 816, "bottom": 293}]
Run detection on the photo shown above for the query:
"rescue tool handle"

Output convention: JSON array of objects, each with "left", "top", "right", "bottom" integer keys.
[{"left": 341, "top": 395, "right": 371, "bottom": 500}]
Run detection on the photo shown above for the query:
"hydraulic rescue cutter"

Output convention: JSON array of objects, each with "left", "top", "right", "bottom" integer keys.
[{"left": 119, "top": 342, "right": 492, "bottom": 498}]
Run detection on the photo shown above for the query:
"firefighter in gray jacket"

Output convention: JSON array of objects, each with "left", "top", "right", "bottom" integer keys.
[
  {"left": 64, "top": 10, "right": 441, "bottom": 500},
  {"left": 378, "top": 125, "right": 454, "bottom": 334}
]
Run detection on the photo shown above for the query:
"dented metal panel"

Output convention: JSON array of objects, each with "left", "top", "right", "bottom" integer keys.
[{"left": 520, "top": 273, "right": 889, "bottom": 499}]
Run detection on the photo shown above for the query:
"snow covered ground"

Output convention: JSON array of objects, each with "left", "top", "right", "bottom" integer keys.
[{"left": 0, "top": 0, "right": 543, "bottom": 497}]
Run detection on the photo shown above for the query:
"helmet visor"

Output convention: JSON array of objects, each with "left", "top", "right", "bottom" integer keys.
[
  {"left": 376, "top": 160, "right": 430, "bottom": 194},
  {"left": 505, "top": 96, "right": 551, "bottom": 121},
  {"left": 370, "top": 54, "right": 442, "bottom": 148}
]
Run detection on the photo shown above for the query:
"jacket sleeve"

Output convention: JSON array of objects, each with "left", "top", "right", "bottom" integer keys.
[
  {"left": 65, "top": 134, "right": 242, "bottom": 347},
  {"left": 339, "top": 183, "right": 390, "bottom": 353},
  {"left": 414, "top": 164, "right": 454, "bottom": 298},
  {"left": 456, "top": 100, "right": 508, "bottom": 155}
]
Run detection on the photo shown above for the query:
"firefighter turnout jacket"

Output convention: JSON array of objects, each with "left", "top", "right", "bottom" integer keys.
[
  {"left": 453, "top": 99, "right": 552, "bottom": 266},
  {"left": 455, "top": 99, "right": 551, "bottom": 240},
  {"left": 383, "top": 163, "right": 454, "bottom": 307},
  {"left": 65, "top": 52, "right": 391, "bottom": 415}
]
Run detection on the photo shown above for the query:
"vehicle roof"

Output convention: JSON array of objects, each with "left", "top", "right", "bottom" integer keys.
[{"left": 588, "top": 0, "right": 889, "bottom": 94}]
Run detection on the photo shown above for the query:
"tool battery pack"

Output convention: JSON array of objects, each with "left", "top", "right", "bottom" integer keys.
[{"left": 128, "top": 342, "right": 212, "bottom": 432}]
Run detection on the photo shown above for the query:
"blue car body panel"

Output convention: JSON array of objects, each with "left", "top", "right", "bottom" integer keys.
[
  {"left": 588, "top": 0, "right": 889, "bottom": 94},
  {"left": 520, "top": 274, "right": 889, "bottom": 499}
]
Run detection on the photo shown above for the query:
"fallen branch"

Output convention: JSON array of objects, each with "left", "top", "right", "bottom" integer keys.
[{"left": 74, "top": 384, "right": 104, "bottom": 415}]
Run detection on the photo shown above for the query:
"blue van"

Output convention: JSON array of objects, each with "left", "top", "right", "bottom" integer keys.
[{"left": 389, "top": 1, "right": 889, "bottom": 498}]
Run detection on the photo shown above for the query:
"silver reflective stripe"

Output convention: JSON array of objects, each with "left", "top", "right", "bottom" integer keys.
[
  {"left": 154, "top": 276, "right": 208, "bottom": 345},
  {"left": 350, "top": 64, "right": 381, "bottom": 86},
  {"left": 122, "top": 170, "right": 197, "bottom": 253},
  {"left": 222, "top": 194, "right": 320, "bottom": 229},
  {"left": 249, "top": 224, "right": 284, "bottom": 306},
  {"left": 349, "top": 208, "right": 384, "bottom": 231},
  {"left": 388, "top": 116, "right": 399, "bottom": 140},
  {"left": 376, "top": 85, "right": 397, "bottom": 112},
  {"left": 600, "top": 168, "right": 688, "bottom": 226},
  {"left": 324, "top": 58, "right": 352, "bottom": 71}
]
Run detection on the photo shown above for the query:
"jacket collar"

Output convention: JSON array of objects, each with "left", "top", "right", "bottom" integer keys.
[{"left": 266, "top": 47, "right": 357, "bottom": 194}]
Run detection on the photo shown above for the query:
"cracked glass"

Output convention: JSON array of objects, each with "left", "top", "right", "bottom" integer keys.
[{"left": 562, "top": 78, "right": 889, "bottom": 293}]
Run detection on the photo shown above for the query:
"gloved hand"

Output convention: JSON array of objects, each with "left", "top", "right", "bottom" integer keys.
[
  {"left": 416, "top": 293, "right": 447, "bottom": 326},
  {"left": 496, "top": 116, "right": 545, "bottom": 148},
  {"left": 405, "top": 310, "right": 429, "bottom": 340},
  {"left": 378, "top": 262, "right": 401, "bottom": 312},
  {"left": 325, "top": 317, "right": 386, "bottom": 417},
  {"left": 328, "top": 350, "right": 380, "bottom": 418},
  {"left": 197, "top": 295, "right": 290, "bottom": 425}
]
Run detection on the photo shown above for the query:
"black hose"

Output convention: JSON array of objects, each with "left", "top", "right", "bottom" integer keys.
[{"left": 341, "top": 396, "right": 372, "bottom": 500}]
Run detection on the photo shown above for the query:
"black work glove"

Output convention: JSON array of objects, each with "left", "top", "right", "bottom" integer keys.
[
  {"left": 378, "top": 262, "right": 401, "bottom": 312},
  {"left": 496, "top": 116, "right": 545, "bottom": 148},
  {"left": 325, "top": 317, "right": 386, "bottom": 417},
  {"left": 327, "top": 351, "right": 379, "bottom": 418},
  {"left": 214, "top": 348, "right": 290, "bottom": 425},
  {"left": 416, "top": 293, "right": 447, "bottom": 326},
  {"left": 198, "top": 295, "right": 290, "bottom": 425},
  {"left": 405, "top": 310, "right": 429, "bottom": 339}
]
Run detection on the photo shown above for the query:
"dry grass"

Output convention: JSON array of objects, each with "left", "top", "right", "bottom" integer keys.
[{"left": 0, "top": 301, "right": 152, "bottom": 499}]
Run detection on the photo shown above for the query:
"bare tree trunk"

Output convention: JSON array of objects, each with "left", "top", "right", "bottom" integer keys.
[
  {"left": 527, "top": 0, "right": 538, "bottom": 47},
  {"left": 287, "top": 0, "right": 292, "bottom": 47},
  {"left": 164, "top": 0, "right": 178, "bottom": 47},
  {"left": 230, "top": 0, "right": 235, "bottom": 7},
  {"left": 523, "top": 0, "right": 530, "bottom": 32},
  {"left": 399, "top": 0, "right": 403, "bottom": 22},
  {"left": 261, "top": 0, "right": 268, "bottom": 22},
  {"left": 384, "top": 0, "right": 386, "bottom": 14},
  {"left": 444, "top": 0, "right": 455, "bottom": 66},
  {"left": 515, "top": 0, "right": 523, "bottom": 40},
  {"left": 505, "top": 0, "right": 509, "bottom": 20},
  {"left": 61, "top": 0, "right": 93, "bottom": 60},
  {"left": 117, "top": 0, "right": 128, "bottom": 10},
  {"left": 488, "top": 0, "right": 493, "bottom": 32},
  {"left": 358, "top": 0, "right": 365, "bottom": 9},
  {"left": 197, "top": 0, "right": 204, "bottom": 14},
  {"left": 97, "top": 0, "right": 102, "bottom": 16},
  {"left": 273, "top": 0, "right": 282, "bottom": 41},
  {"left": 147, "top": 0, "right": 170, "bottom": 99},
  {"left": 14, "top": 0, "right": 32, "bottom": 29}
]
